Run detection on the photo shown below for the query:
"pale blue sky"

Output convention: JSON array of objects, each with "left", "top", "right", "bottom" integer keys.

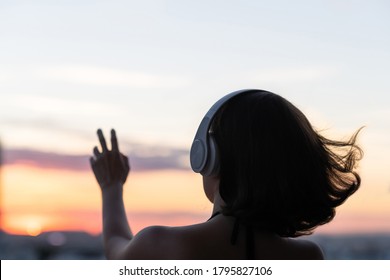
[{"left": 0, "top": 0, "right": 389, "bottom": 173}]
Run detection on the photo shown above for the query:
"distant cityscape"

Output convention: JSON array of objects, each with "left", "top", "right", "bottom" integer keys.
[
  {"left": 0, "top": 231, "right": 104, "bottom": 260},
  {"left": 305, "top": 233, "right": 390, "bottom": 260},
  {"left": 1, "top": 230, "right": 389, "bottom": 260}
]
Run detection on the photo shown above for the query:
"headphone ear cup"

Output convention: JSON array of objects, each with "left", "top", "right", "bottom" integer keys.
[{"left": 202, "top": 134, "right": 220, "bottom": 176}]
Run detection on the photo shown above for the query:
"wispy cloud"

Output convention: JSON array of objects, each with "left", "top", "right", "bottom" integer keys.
[
  {"left": 3, "top": 149, "right": 90, "bottom": 171},
  {"left": 2, "top": 146, "right": 190, "bottom": 172},
  {"left": 0, "top": 63, "right": 191, "bottom": 89},
  {"left": 33, "top": 64, "right": 191, "bottom": 89},
  {"left": 0, "top": 117, "right": 92, "bottom": 140},
  {"left": 249, "top": 65, "right": 341, "bottom": 84}
]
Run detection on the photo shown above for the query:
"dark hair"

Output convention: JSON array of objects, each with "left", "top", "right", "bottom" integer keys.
[{"left": 212, "top": 91, "right": 363, "bottom": 237}]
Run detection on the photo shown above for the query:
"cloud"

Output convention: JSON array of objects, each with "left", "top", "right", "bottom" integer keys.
[
  {"left": 0, "top": 117, "right": 92, "bottom": 140},
  {"left": 2, "top": 149, "right": 90, "bottom": 171},
  {"left": 2, "top": 146, "right": 190, "bottom": 172},
  {"left": 129, "top": 147, "right": 190, "bottom": 171},
  {"left": 34, "top": 64, "right": 191, "bottom": 89},
  {"left": 249, "top": 65, "right": 341, "bottom": 84},
  {"left": 0, "top": 63, "right": 191, "bottom": 89}
]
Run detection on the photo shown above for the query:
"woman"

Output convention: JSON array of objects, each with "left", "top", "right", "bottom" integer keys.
[{"left": 90, "top": 89, "right": 362, "bottom": 259}]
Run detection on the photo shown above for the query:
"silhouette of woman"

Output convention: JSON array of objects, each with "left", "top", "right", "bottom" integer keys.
[{"left": 90, "top": 89, "right": 362, "bottom": 259}]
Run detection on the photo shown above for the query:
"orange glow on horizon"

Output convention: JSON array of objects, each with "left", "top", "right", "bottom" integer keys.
[
  {"left": 2, "top": 163, "right": 390, "bottom": 235},
  {"left": 2, "top": 163, "right": 210, "bottom": 235}
]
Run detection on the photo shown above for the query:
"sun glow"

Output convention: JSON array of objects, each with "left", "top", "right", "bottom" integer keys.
[
  {"left": 26, "top": 219, "right": 42, "bottom": 236},
  {"left": 4, "top": 214, "right": 48, "bottom": 236}
]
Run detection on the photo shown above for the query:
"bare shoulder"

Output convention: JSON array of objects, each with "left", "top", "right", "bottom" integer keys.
[
  {"left": 285, "top": 238, "right": 324, "bottom": 260},
  {"left": 120, "top": 225, "right": 197, "bottom": 259}
]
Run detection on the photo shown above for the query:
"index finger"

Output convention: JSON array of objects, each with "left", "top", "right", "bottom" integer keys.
[
  {"left": 97, "top": 129, "right": 109, "bottom": 152},
  {"left": 111, "top": 129, "right": 119, "bottom": 152}
]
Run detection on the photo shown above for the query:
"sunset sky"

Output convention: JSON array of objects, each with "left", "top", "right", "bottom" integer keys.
[{"left": 1, "top": 0, "right": 389, "bottom": 236}]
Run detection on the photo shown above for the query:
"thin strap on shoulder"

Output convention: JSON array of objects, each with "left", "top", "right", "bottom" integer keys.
[
  {"left": 208, "top": 212, "right": 256, "bottom": 259},
  {"left": 231, "top": 218, "right": 255, "bottom": 259},
  {"left": 207, "top": 211, "right": 221, "bottom": 221}
]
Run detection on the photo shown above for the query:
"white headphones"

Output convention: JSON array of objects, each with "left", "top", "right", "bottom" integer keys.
[{"left": 190, "top": 89, "right": 263, "bottom": 176}]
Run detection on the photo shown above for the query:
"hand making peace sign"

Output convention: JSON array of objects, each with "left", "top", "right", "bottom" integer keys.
[{"left": 90, "top": 129, "right": 130, "bottom": 190}]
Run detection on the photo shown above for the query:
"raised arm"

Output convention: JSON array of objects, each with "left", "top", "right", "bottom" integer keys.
[{"left": 90, "top": 129, "right": 132, "bottom": 259}]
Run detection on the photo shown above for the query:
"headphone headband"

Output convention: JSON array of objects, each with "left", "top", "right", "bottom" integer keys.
[{"left": 190, "top": 89, "right": 261, "bottom": 175}]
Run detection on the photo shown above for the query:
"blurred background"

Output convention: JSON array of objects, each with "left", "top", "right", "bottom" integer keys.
[{"left": 0, "top": 0, "right": 389, "bottom": 259}]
